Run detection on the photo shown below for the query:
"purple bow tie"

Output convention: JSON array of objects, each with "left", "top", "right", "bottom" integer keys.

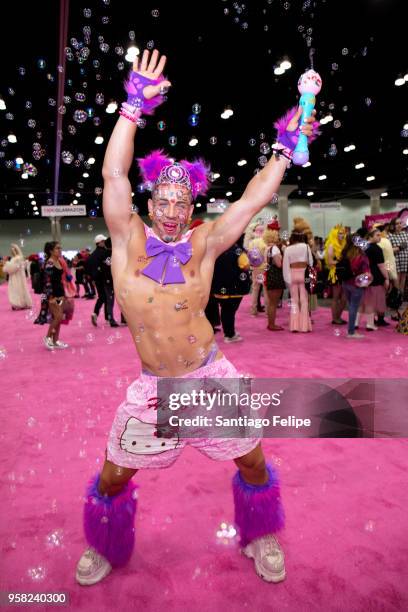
[{"left": 141, "top": 236, "right": 192, "bottom": 285}]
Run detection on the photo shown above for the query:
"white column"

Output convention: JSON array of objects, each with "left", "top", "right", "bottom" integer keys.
[
  {"left": 364, "top": 188, "right": 385, "bottom": 215},
  {"left": 278, "top": 184, "right": 297, "bottom": 231}
]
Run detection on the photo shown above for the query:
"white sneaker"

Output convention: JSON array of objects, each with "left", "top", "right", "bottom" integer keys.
[
  {"left": 43, "top": 336, "right": 55, "bottom": 350},
  {"left": 366, "top": 325, "right": 378, "bottom": 331},
  {"left": 347, "top": 333, "right": 365, "bottom": 339},
  {"left": 76, "top": 547, "right": 112, "bottom": 586},
  {"left": 243, "top": 534, "right": 286, "bottom": 583},
  {"left": 54, "top": 340, "right": 69, "bottom": 349},
  {"left": 224, "top": 334, "right": 243, "bottom": 343}
]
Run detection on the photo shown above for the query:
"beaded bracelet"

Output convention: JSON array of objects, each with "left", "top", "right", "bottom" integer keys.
[{"left": 119, "top": 103, "right": 142, "bottom": 124}]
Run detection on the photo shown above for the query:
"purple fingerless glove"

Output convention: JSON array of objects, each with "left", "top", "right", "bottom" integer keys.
[
  {"left": 124, "top": 71, "right": 167, "bottom": 116},
  {"left": 274, "top": 106, "right": 320, "bottom": 151}
]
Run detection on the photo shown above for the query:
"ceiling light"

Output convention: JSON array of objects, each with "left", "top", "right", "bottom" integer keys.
[
  {"left": 15, "top": 156, "right": 24, "bottom": 164},
  {"left": 82, "top": 172, "right": 89, "bottom": 178},
  {"left": 0, "top": 98, "right": 6, "bottom": 110},
  {"left": 209, "top": 198, "right": 215, "bottom": 202},
  {"left": 318, "top": 175, "right": 327, "bottom": 181},
  {"left": 95, "top": 135, "right": 104, "bottom": 144},
  {"left": 403, "top": 149, "right": 408, "bottom": 155},
  {"left": 366, "top": 176, "right": 375, "bottom": 181},
  {"left": 404, "top": 123, "right": 408, "bottom": 130},
  {"left": 274, "top": 66, "right": 285, "bottom": 76},
  {"left": 31, "top": 200, "right": 36, "bottom": 205},
  {"left": 213, "top": 172, "right": 220, "bottom": 179},
  {"left": 34, "top": 211, "right": 39, "bottom": 215},
  {"left": 73, "top": 199, "right": 78, "bottom": 204},
  {"left": 226, "top": 191, "right": 232, "bottom": 197},
  {"left": 21, "top": 173, "right": 28, "bottom": 179},
  {"left": 125, "top": 46, "right": 140, "bottom": 62},
  {"left": 302, "top": 161, "right": 311, "bottom": 168},
  {"left": 395, "top": 77, "right": 405, "bottom": 87},
  {"left": 106, "top": 102, "right": 117, "bottom": 114},
  {"left": 87, "top": 157, "right": 95, "bottom": 164},
  {"left": 8, "top": 133, "right": 17, "bottom": 143},
  {"left": 75, "top": 192, "right": 81, "bottom": 197},
  {"left": 307, "top": 191, "right": 314, "bottom": 196},
  {"left": 381, "top": 192, "right": 388, "bottom": 197},
  {"left": 237, "top": 159, "right": 247, "bottom": 166},
  {"left": 355, "top": 163, "right": 365, "bottom": 169},
  {"left": 196, "top": 203, "right": 201, "bottom": 208},
  {"left": 320, "top": 115, "right": 333, "bottom": 125},
  {"left": 189, "top": 137, "right": 198, "bottom": 146},
  {"left": 28, "top": 193, "right": 34, "bottom": 199},
  {"left": 344, "top": 144, "right": 356, "bottom": 152},
  {"left": 405, "top": 74, "right": 408, "bottom": 82},
  {"left": 280, "top": 60, "right": 291, "bottom": 70}
]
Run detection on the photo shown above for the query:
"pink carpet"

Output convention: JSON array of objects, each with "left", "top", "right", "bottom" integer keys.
[{"left": 1, "top": 284, "right": 407, "bottom": 612}]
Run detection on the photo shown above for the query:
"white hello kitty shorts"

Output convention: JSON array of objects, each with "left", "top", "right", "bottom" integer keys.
[{"left": 106, "top": 356, "right": 260, "bottom": 469}]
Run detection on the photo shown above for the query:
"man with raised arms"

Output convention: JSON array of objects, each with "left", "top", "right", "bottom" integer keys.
[{"left": 76, "top": 48, "right": 317, "bottom": 586}]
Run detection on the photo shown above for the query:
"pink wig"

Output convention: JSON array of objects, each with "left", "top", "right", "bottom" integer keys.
[{"left": 137, "top": 150, "right": 211, "bottom": 200}]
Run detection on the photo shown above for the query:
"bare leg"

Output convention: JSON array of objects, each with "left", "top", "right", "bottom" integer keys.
[
  {"left": 99, "top": 451, "right": 138, "bottom": 496},
  {"left": 234, "top": 443, "right": 268, "bottom": 485}
]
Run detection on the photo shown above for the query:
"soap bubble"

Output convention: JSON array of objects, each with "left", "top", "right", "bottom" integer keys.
[
  {"left": 27, "top": 566, "right": 46, "bottom": 581},
  {"left": 100, "top": 43, "right": 109, "bottom": 53},
  {"left": 102, "top": 16, "right": 110, "bottom": 24},
  {"left": 45, "top": 529, "right": 64, "bottom": 548},
  {"left": 334, "top": 120, "right": 341, "bottom": 128},
  {"left": 62, "top": 151, "right": 74, "bottom": 164},
  {"left": 258, "top": 156, "right": 268, "bottom": 167},
  {"left": 73, "top": 110, "right": 87, "bottom": 123},
  {"left": 75, "top": 92, "right": 86, "bottom": 102},
  {"left": 95, "top": 93, "right": 104, "bottom": 105},
  {"left": 67, "top": 124, "right": 77, "bottom": 135},
  {"left": 192, "top": 103, "right": 201, "bottom": 114},
  {"left": 48, "top": 98, "right": 56, "bottom": 106},
  {"left": 188, "top": 114, "right": 199, "bottom": 127},
  {"left": 342, "top": 48, "right": 349, "bottom": 55},
  {"left": 249, "top": 138, "right": 256, "bottom": 146},
  {"left": 210, "top": 136, "right": 217, "bottom": 145},
  {"left": 228, "top": 176, "right": 235, "bottom": 184},
  {"left": 83, "top": 8, "right": 91, "bottom": 17},
  {"left": 115, "top": 46, "right": 124, "bottom": 55},
  {"left": 157, "top": 120, "right": 166, "bottom": 131},
  {"left": 333, "top": 328, "right": 341, "bottom": 337},
  {"left": 260, "top": 142, "right": 270, "bottom": 155},
  {"left": 169, "top": 136, "right": 177, "bottom": 146},
  {"left": 27, "top": 119, "right": 36, "bottom": 128},
  {"left": 151, "top": 9, "right": 160, "bottom": 17},
  {"left": 147, "top": 40, "right": 155, "bottom": 49}
]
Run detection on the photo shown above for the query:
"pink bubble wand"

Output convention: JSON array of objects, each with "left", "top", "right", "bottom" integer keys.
[{"left": 292, "top": 69, "right": 322, "bottom": 166}]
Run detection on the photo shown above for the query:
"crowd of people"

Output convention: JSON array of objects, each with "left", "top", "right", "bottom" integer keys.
[
  {"left": 0, "top": 232, "right": 127, "bottom": 350},
  {"left": 203, "top": 213, "right": 408, "bottom": 340},
  {"left": 1, "top": 213, "right": 407, "bottom": 346}
]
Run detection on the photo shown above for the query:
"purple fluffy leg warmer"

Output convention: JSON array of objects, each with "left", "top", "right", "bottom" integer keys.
[
  {"left": 83, "top": 473, "right": 138, "bottom": 567},
  {"left": 232, "top": 463, "right": 285, "bottom": 548}
]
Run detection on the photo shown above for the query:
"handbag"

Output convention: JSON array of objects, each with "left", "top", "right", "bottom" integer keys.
[
  {"left": 386, "top": 287, "right": 403, "bottom": 311},
  {"left": 304, "top": 245, "right": 318, "bottom": 294}
]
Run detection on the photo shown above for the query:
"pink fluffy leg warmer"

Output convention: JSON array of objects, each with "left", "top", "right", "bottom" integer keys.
[
  {"left": 232, "top": 463, "right": 285, "bottom": 548},
  {"left": 83, "top": 473, "right": 138, "bottom": 567}
]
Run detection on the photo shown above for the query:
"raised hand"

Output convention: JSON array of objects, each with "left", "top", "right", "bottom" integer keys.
[
  {"left": 132, "top": 49, "right": 171, "bottom": 100},
  {"left": 287, "top": 107, "right": 317, "bottom": 138}
]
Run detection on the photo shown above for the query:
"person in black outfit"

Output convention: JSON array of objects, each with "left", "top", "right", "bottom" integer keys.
[
  {"left": 88, "top": 234, "right": 119, "bottom": 327},
  {"left": 210, "top": 235, "right": 251, "bottom": 342},
  {"left": 42, "top": 241, "right": 69, "bottom": 350}
]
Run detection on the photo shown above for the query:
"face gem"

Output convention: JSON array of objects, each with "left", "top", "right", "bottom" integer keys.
[{"left": 174, "top": 300, "right": 188, "bottom": 311}]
